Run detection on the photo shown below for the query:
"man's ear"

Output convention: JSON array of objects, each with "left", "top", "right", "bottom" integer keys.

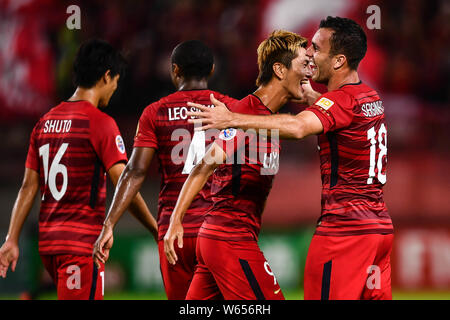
[
  {"left": 172, "top": 63, "right": 181, "bottom": 78},
  {"left": 272, "top": 62, "right": 286, "bottom": 80},
  {"left": 102, "top": 69, "right": 112, "bottom": 84},
  {"left": 333, "top": 54, "right": 347, "bottom": 70},
  {"left": 209, "top": 63, "right": 215, "bottom": 78}
]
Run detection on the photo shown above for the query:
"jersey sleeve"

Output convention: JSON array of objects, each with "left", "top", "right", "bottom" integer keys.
[
  {"left": 25, "top": 122, "right": 40, "bottom": 172},
  {"left": 134, "top": 103, "right": 158, "bottom": 149},
  {"left": 306, "top": 90, "right": 354, "bottom": 134},
  {"left": 90, "top": 113, "right": 128, "bottom": 171}
]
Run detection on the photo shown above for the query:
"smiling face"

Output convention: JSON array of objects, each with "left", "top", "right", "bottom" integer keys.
[
  {"left": 306, "top": 28, "right": 334, "bottom": 85},
  {"left": 281, "top": 46, "right": 313, "bottom": 99}
]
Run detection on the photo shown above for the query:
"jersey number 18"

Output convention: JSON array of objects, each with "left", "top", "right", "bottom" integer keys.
[{"left": 367, "top": 123, "right": 387, "bottom": 185}]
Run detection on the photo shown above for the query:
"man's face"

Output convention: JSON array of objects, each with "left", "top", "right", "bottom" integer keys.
[
  {"left": 306, "top": 28, "right": 334, "bottom": 84},
  {"left": 283, "top": 46, "right": 313, "bottom": 99},
  {"left": 99, "top": 74, "right": 119, "bottom": 108}
]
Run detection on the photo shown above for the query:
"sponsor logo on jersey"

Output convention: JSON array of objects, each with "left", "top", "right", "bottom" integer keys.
[
  {"left": 219, "top": 128, "right": 236, "bottom": 140},
  {"left": 115, "top": 135, "right": 126, "bottom": 154},
  {"left": 315, "top": 97, "right": 334, "bottom": 110}
]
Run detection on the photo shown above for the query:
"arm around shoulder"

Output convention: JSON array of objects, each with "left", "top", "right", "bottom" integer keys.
[{"left": 291, "top": 110, "right": 324, "bottom": 140}]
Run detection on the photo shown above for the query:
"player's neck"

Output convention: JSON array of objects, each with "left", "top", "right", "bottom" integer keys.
[
  {"left": 177, "top": 79, "right": 208, "bottom": 91},
  {"left": 327, "top": 69, "right": 360, "bottom": 91},
  {"left": 68, "top": 87, "right": 101, "bottom": 108},
  {"left": 253, "top": 82, "right": 289, "bottom": 113}
]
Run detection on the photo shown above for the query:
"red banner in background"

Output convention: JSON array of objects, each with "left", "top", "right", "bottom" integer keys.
[{"left": 0, "top": 0, "right": 64, "bottom": 121}]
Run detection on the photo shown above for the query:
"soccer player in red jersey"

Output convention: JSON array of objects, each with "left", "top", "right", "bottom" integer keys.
[
  {"left": 0, "top": 39, "right": 157, "bottom": 300},
  {"left": 164, "top": 31, "right": 313, "bottom": 300},
  {"left": 92, "top": 40, "right": 237, "bottom": 300},
  {"left": 187, "top": 17, "right": 393, "bottom": 300}
]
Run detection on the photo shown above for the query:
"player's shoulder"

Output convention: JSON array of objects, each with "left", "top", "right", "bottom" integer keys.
[
  {"left": 229, "top": 94, "right": 271, "bottom": 115},
  {"left": 313, "top": 83, "right": 372, "bottom": 111},
  {"left": 210, "top": 90, "right": 237, "bottom": 104},
  {"left": 39, "top": 101, "right": 68, "bottom": 119},
  {"left": 48, "top": 100, "right": 113, "bottom": 121},
  {"left": 337, "top": 82, "right": 379, "bottom": 100},
  {"left": 68, "top": 102, "right": 119, "bottom": 133},
  {"left": 141, "top": 90, "right": 187, "bottom": 114},
  {"left": 84, "top": 103, "right": 116, "bottom": 124}
]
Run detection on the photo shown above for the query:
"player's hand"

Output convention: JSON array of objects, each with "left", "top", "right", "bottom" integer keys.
[
  {"left": 163, "top": 222, "right": 184, "bottom": 265},
  {"left": 186, "top": 93, "right": 232, "bottom": 131},
  {"left": 93, "top": 224, "right": 114, "bottom": 269},
  {"left": 0, "top": 240, "right": 19, "bottom": 278},
  {"left": 302, "top": 79, "right": 322, "bottom": 105}
]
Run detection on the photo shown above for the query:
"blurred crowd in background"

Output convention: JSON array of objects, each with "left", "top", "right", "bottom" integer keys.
[{"left": 0, "top": 0, "right": 449, "bottom": 295}]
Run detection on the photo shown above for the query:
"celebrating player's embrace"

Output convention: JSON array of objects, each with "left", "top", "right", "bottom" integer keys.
[
  {"left": 187, "top": 17, "right": 393, "bottom": 300},
  {"left": 164, "top": 30, "right": 313, "bottom": 300},
  {"left": 0, "top": 16, "right": 393, "bottom": 301}
]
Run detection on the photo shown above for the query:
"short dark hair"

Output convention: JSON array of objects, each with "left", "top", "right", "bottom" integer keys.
[
  {"left": 73, "top": 39, "right": 126, "bottom": 88},
  {"left": 319, "top": 16, "right": 367, "bottom": 70},
  {"left": 170, "top": 40, "right": 214, "bottom": 80}
]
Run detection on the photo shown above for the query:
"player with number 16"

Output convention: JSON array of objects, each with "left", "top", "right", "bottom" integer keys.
[{"left": 0, "top": 39, "right": 158, "bottom": 300}]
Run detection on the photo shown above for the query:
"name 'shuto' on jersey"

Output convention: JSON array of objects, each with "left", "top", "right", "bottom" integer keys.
[{"left": 43, "top": 119, "right": 72, "bottom": 133}]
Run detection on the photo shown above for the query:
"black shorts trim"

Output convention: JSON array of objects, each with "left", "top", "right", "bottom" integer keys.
[{"left": 239, "top": 259, "right": 265, "bottom": 300}]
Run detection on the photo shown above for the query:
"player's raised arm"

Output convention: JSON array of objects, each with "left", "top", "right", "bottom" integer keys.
[
  {"left": 93, "top": 147, "right": 158, "bottom": 268},
  {"left": 187, "top": 92, "right": 323, "bottom": 140},
  {"left": 0, "top": 168, "right": 39, "bottom": 278},
  {"left": 164, "top": 142, "right": 225, "bottom": 265}
]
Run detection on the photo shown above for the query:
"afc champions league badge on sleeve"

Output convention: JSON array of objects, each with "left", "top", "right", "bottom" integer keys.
[
  {"left": 115, "top": 135, "right": 126, "bottom": 154},
  {"left": 219, "top": 128, "right": 237, "bottom": 141}
]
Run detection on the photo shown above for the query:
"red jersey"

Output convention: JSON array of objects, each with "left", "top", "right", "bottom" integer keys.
[
  {"left": 199, "top": 94, "right": 280, "bottom": 242},
  {"left": 134, "top": 90, "right": 236, "bottom": 241},
  {"left": 25, "top": 101, "right": 128, "bottom": 256},
  {"left": 306, "top": 82, "right": 393, "bottom": 236}
]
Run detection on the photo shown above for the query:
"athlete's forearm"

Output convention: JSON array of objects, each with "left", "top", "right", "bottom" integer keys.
[
  {"left": 227, "top": 112, "right": 305, "bottom": 140},
  {"left": 170, "top": 161, "right": 215, "bottom": 225},
  {"left": 127, "top": 193, "right": 158, "bottom": 238},
  {"left": 105, "top": 164, "right": 147, "bottom": 229},
  {"left": 7, "top": 169, "right": 39, "bottom": 242}
]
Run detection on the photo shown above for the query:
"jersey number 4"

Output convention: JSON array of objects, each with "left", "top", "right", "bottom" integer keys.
[
  {"left": 182, "top": 131, "right": 205, "bottom": 174},
  {"left": 367, "top": 123, "right": 387, "bottom": 185},
  {"left": 39, "top": 143, "right": 69, "bottom": 201}
]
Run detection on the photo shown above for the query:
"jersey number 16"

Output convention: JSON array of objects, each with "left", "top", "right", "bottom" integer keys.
[{"left": 39, "top": 143, "right": 69, "bottom": 201}]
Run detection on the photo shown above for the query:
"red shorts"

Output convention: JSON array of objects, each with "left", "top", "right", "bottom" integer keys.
[
  {"left": 158, "top": 237, "right": 197, "bottom": 300},
  {"left": 304, "top": 233, "right": 393, "bottom": 300},
  {"left": 40, "top": 254, "right": 104, "bottom": 300},
  {"left": 186, "top": 236, "right": 284, "bottom": 300}
]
